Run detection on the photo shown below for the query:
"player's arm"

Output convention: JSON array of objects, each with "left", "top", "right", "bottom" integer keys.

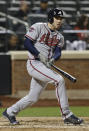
[
  {"left": 24, "top": 37, "right": 48, "bottom": 64},
  {"left": 47, "top": 35, "right": 63, "bottom": 68},
  {"left": 52, "top": 35, "right": 64, "bottom": 61},
  {"left": 46, "top": 35, "right": 63, "bottom": 68},
  {"left": 46, "top": 46, "right": 61, "bottom": 68},
  {"left": 24, "top": 37, "right": 40, "bottom": 57},
  {"left": 53, "top": 46, "right": 61, "bottom": 61},
  {"left": 49, "top": 35, "right": 64, "bottom": 63}
]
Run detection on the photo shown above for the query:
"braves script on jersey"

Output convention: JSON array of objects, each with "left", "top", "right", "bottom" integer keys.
[{"left": 25, "top": 22, "right": 64, "bottom": 59}]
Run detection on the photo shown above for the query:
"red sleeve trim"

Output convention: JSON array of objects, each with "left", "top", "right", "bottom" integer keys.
[{"left": 25, "top": 34, "right": 35, "bottom": 41}]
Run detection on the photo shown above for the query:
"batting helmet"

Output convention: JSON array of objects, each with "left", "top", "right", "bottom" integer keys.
[{"left": 48, "top": 8, "right": 64, "bottom": 24}]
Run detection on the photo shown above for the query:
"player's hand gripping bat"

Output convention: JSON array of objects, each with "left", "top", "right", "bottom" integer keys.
[{"left": 51, "top": 64, "right": 76, "bottom": 83}]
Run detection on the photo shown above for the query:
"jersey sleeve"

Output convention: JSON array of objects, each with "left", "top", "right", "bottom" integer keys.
[
  {"left": 57, "top": 35, "right": 64, "bottom": 48},
  {"left": 25, "top": 23, "right": 40, "bottom": 41}
]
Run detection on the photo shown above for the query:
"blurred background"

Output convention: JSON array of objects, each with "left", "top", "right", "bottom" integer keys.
[
  {"left": 0, "top": 0, "right": 89, "bottom": 107},
  {"left": 0, "top": 0, "right": 89, "bottom": 51}
]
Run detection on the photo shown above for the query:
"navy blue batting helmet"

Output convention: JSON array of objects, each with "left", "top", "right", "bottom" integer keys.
[{"left": 48, "top": 8, "right": 64, "bottom": 24}]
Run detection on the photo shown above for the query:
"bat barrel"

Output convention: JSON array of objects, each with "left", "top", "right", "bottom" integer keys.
[
  {"left": 51, "top": 64, "right": 77, "bottom": 83},
  {"left": 70, "top": 77, "right": 76, "bottom": 83}
]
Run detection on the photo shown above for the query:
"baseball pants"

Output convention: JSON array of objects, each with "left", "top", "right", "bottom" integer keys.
[{"left": 7, "top": 60, "right": 72, "bottom": 118}]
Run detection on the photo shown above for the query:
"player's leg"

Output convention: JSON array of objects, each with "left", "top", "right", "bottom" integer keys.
[
  {"left": 55, "top": 74, "right": 83, "bottom": 124},
  {"left": 29, "top": 60, "right": 69, "bottom": 107},
  {"left": 27, "top": 60, "right": 70, "bottom": 114},
  {"left": 55, "top": 76, "right": 70, "bottom": 116},
  {"left": 28, "top": 60, "right": 83, "bottom": 124},
  {"left": 3, "top": 77, "right": 46, "bottom": 124},
  {"left": 7, "top": 78, "right": 46, "bottom": 116}
]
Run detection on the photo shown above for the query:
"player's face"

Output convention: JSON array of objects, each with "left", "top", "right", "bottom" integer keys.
[{"left": 53, "top": 16, "right": 63, "bottom": 30}]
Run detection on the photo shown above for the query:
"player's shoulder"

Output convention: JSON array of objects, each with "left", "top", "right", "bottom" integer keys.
[
  {"left": 32, "top": 22, "right": 46, "bottom": 27},
  {"left": 57, "top": 31, "right": 64, "bottom": 39}
]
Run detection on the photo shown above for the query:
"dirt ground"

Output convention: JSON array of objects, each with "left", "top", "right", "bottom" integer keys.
[
  {"left": 0, "top": 95, "right": 89, "bottom": 108},
  {"left": 0, "top": 117, "right": 89, "bottom": 131},
  {"left": 0, "top": 96, "right": 89, "bottom": 131}
]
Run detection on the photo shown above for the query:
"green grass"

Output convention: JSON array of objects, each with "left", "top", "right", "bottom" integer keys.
[{"left": 0, "top": 106, "right": 89, "bottom": 117}]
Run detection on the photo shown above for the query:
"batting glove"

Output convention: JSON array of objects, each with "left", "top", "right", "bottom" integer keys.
[
  {"left": 38, "top": 53, "right": 48, "bottom": 65},
  {"left": 46, "top": 58, "right": 54, "bottom": 68}
]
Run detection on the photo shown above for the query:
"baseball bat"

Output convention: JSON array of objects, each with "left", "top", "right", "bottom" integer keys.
[{"left": 51, "top": 64, "right": 76, "bottom": 83}]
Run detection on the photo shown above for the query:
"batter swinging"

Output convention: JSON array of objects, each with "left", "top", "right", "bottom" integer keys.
[{"left": 3, "top": 8, "right": 83, "bottom": 125}]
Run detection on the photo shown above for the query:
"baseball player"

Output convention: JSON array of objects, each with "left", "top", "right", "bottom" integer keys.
[{"left": 3, "top": 8, "right": 83, "bottom": 125}]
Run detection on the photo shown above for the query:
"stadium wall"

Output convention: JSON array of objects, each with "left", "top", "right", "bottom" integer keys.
[{"left": 9, "top": 51, "right": 89, "bottom": 100}]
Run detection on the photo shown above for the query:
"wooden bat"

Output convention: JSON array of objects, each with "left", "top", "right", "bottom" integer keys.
[{"left": 51, "top": 64, "right": 76, "bottom": 83}]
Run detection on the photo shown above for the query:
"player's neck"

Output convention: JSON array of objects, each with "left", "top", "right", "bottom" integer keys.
[{"left": 48, "top": 23, "right": 56, "bottom": 31}]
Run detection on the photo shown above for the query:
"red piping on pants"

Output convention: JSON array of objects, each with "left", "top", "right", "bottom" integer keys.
[
  {"left": 30, "top": 60, "right": 63, "bottom": 115},
  {"left": 56, "top": 87, "right": 65, "bottom": 117},
  {"left": 30, "top": 60, "right": 58, "bottom": 82}
]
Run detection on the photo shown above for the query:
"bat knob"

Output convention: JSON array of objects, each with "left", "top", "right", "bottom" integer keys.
[{"left": 73, "top": 78, "right": 77, "bottom": 83}]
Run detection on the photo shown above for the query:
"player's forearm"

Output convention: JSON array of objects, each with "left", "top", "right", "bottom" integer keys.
[
  {"left": 53, "top": 46, "right": 61, "bottom": 60},
  {"left": 24, "top": 38, "right": 39, "bottom": 56}
]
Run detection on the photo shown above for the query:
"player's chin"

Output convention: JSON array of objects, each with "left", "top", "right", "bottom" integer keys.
[{"left": 56, "top": 25, "right": 61, "bottom": 30}]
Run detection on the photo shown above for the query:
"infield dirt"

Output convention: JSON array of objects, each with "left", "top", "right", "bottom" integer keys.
[{"left": 0, "top": 117, "right": 89, "bottom": 131}]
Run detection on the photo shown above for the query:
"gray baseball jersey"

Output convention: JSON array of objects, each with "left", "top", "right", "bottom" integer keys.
[
  {"left": 6, "top": 22, "right": 72, "bottom": 120},
  {"left": 25, "top": 22, "right": 64, "bottom": 59}
]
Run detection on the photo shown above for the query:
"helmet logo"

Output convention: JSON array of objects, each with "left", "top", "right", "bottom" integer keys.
[
  {"left": 48, "top": 8, "right": 63, "bottom": 23},
  {"left": 58, "top": 11, "right": 62, "bottom": 15},
  {"left": 54, "top": 11, "right": 56, "bottom": 15}
]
